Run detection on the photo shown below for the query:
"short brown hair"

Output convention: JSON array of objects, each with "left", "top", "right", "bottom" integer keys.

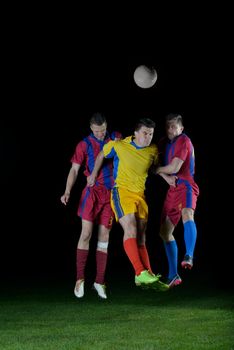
[
  {"left": 135, "top": 118, "right": 156, "bottom": 131},
  {"left": 90, "top": 112, "right": 106, "bottom": 126},
  {"left": 165, "top": 113, "right": 183, "bottom": 126}
]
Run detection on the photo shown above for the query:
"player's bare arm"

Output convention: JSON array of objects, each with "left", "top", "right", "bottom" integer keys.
[
  {"left": 60, "top": 163, "right": 80, "bottom": 205},
  {"left": 156, "top": 157, "right": 184, "bottom": 175}
]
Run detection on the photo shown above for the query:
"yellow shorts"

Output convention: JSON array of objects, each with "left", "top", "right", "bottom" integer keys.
[{"left": 111, "top": 187, "right": 148, "bottom": 221}]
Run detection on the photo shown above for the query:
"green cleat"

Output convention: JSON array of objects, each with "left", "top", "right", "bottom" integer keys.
[
  {"left": 135, "top": 272, "right": 169, "bottom": 291},
  {"left": 135, "top": 270, "right": 159, "bottom": 286},
  {"left": 150, "top": 278, "right": 170, "bottom": 291}
]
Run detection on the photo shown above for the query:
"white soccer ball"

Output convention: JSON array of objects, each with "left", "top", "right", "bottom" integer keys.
[{"left": 133, "top": 65, "right": 157, "bottom": 88}]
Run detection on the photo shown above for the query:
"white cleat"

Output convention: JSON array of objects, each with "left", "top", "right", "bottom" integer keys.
[
  {"left": 74, "top": 279, "right": 84, "bottom": 298},
  {"left": 93, "top": 282, "right": 107, "bottom": 299}
]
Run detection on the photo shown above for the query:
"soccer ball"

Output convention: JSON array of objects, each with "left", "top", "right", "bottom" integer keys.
[{"left": 133, "top": 65, "right": 157, "bottom": 88}]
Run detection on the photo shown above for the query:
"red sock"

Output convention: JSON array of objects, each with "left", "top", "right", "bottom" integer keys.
[
  {"left": 76, "top": 249, "right": 89, "bottom": 280},
  {"left": 138, "top": 245, "right": 152, "bottom": 273},
  {"left": 123, "top": 238, "right": 145, "bottom": 275},
  {"left": 95, "top": 250, "right": 108, "bottom": 284}
]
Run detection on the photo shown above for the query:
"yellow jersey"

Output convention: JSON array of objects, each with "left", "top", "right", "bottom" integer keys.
[{"left": 103, "top": 136, "right": 158, "bottom": 193}]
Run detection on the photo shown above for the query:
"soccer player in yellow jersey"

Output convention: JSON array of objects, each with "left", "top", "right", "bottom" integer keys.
[{"left": 88, "top": 118, "right": 169, "bottom": 290}]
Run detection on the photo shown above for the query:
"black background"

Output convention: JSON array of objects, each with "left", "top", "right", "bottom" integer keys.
[{"left": 1, "top": 14, "right": 231, "bottom": 289}]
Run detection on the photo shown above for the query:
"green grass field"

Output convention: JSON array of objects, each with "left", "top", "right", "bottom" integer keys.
[{"left": 0, "top": 275, "right": 233, "bottom": 350}]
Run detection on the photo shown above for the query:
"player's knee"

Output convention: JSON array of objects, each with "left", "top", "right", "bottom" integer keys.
[
  {"left": 80, "top": 230, "right": 92, "bottom": 242},
  {"left": 98, "top": 230, "right": 110, "bottom": 242},
  {"left": 182, "top": 208, "right": 194, "bottom": 222},
  {"left": 159, "top": 230, "right": 172, "bottom": 241}
]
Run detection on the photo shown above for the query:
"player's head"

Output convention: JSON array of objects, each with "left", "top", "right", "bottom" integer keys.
[
  {"left": 90, "top": 112, "right": 107, "bottom": 141},
  {"left": 165, "top": 113, "right": 184, "bottom": 140},
  {"left": 134, "top": 118, "right": 155, "bottom": 147}
]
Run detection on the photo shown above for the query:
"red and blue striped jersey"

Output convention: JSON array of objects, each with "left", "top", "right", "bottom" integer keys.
[
  {"left": 71, "top": 131, "right": 122, "bottom": 189},
  {"left": 158, "top": 133, "right": 196, "bottom": 181}
]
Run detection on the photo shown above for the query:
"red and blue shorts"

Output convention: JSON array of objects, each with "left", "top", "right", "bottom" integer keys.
[
  {"left": 161, "top": 179, "right": 199, "bottom": 226},
  {"left": 78, "top": 185, "right": 114, "bottom": 229}
]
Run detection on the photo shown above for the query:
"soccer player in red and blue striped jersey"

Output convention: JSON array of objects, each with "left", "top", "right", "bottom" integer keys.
[
  {"left": 60, "top": 113, "right": 121, "bottom": 299},
  {"left": 156, "top": 113, "right": 199, "bottom": 288}
]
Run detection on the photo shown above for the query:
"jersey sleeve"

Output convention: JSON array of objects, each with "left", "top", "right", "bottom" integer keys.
[
  {"left": 103, "top": 140, "right": 117, "bottom": 158},
  {"left": 152, "top": 144, "right": 159, "bottom": 165},
  {"left": 174, "top": 137, "right": 188, "bottom": 161},
  {"left": 70, "top": 140, "right": 87, "bottom": 165},
  {"left": 154, "top": 145, "right": 159, "bottom": 165}
]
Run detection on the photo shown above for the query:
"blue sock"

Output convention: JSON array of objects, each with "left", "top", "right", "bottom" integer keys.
[
  {"left": 164, "top": 240, "right": 178, "bottom": 279},
  {"left": 184, "top": 220, "right": 197, "bottom": 257}
]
